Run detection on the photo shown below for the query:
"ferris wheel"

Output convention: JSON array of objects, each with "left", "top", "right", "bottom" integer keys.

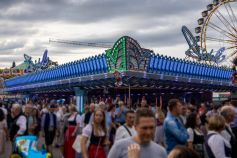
[{"left": 195, "top": 0, "right": 237, "bottom": 66}]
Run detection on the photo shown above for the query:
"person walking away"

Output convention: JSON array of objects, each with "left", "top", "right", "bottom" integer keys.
[
  {"left": 164, "top": 99, "right": 189, "bottom": 153},
  {"left": 108, "top": 108, "right": 167, "bottom": 158}
]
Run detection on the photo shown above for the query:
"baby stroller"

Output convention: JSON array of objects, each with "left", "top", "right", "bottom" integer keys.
[{"left": 10, "top": 135, "right": 51, "bottom": 158}]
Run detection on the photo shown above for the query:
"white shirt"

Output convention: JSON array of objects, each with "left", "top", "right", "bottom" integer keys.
[
  {"left": 80, "top": 113, "right": 86, "bottom": 128},
  {"left": 55, "top": 109, "right": 64, "bottom": 121},
  {"left": 221, "top": 124, "right": 234, "bottom": 142},
  {"left": 115, "top": 125, "right": 136, "bottom": 141},
  {"left": 82, "top": 124, "right": 105, "bottom": 138},
  {"left": 208, "top": 131, "right": 231, "bottom": 158},
  {"left": 16, "top": 115, "right": 27, "bottom": 135},
  {"left": 80, "top": 113, "right": 93, "bottom": 127},
  {"left": 0, "top": 107, "right": 7, "bottom": 116},
  {"left": 68, "top": 113, "right": 81, "bottom": 124}
]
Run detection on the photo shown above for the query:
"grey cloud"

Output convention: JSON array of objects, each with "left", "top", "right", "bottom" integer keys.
[
  {"left": 66, "top": 24, "right": 186, "bottom": 48},
  {"left": 0, "top": 27, "right": 37, "bottom": 37},
  {"left": 0, "top": 0, "right": 231, "bottom": 68},
  {"left": 0, "top": 0, "right": 208, "bottom": 23},
  {"left": 0, "top": 40, "right": 25, "bottom": 50},
  {"left": 0, "top": 54, "right": 23, "bottom": 68}
]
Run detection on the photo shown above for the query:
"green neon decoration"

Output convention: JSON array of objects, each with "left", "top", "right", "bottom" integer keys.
[
  {"left": 105, "top": 36, "right": 153, "bottom": 73},
  {"left": 105, "top": 36, "right": 127, "bottom": 72}
]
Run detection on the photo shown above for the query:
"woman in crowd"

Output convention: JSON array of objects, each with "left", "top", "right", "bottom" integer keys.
[
  {"left": 64, "top": 105, "right": 81, "bottom": 158},
  {"left": 205, "top": 115, "right": 231, "bottom": 158},
  {"left": 0, "top": 108, "right": 7, "bottom": 158},
  {"left": 186, "top": 112, "right": 204, "bottom": 158},
  {"left": 81, "top": 108, "right": 107, "bottom": 158}
]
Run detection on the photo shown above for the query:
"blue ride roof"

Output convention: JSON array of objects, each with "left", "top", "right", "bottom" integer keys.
[{"left": 4, "top": 36, "right": 234, "bottom": 91}]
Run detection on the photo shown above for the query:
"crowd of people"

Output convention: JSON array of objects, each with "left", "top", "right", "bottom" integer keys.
[{"left": 0, "top": 97, "right": 236, "bottom": 158}]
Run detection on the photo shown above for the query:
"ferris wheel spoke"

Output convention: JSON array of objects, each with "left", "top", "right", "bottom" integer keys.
[
  {"left": 225, "top": 49, "right": 237, "bottom": 61},
  {"left": 214, "top": 10, "right": 236, "bottom": 35},
  {"left": 224, "top": 3, "right": 237, "bottom": 32},
  {"left": 226, "top": 46, "right": 237, "bottom": 56},
  {"left": 226, "top": 2, "right": 237, "bottom": 30},
  {"left": 206, "top": 36, "right": 236, "bottom": 44},
  {"left": 230, "top": 49, "right": 237, "bottom": 57},
  {"left": 209, "top": 22, "right": 237, "bottom": 39}
]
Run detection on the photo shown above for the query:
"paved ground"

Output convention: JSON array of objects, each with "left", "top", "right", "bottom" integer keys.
[{"left": 4, "top": 136, "right": 62, "bottom": 158}]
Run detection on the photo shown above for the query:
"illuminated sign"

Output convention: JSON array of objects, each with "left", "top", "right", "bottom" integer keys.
[{"left": 182, "top": 26, "right": 226, "bottom": 64}]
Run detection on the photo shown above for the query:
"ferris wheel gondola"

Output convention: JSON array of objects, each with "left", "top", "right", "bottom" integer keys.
[{"left": 195, "top": 0, "right": 237, "bottom": 66}]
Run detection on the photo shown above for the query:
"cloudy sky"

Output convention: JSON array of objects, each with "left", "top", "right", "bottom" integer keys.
[{"left": 0, "top": 0, "right": 214, "bottom": 68}]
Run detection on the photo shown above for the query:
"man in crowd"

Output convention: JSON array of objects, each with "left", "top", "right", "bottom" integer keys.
[
  {"left": 80, "top": 104, "right": 89, "bottom": 128},
  {"left": 164, "top": 99, "right": 189, "bottom": 153},
  {"left": 115, "top": 101, "right": 128, "bottom": 125},
  {"left": 9, "top": 103, "right": 27, "bottom": 141},
  {"left": 115, "top": 110, "right": 136, "bottom": 141},
  {"left": 178, "top": 104, "right": 187, "bottom": 125},
  {"left": 83, "top": 103, "right": 95, "bottom": 125},
  {"left": 108, "top": 108, "right": 167, "bottom": 158},
  {"left": 24, "top": 104, "right": 34, "bottom": 134},
  {"left": 41, "top": 104, "right": 58, "bottom": 154}
]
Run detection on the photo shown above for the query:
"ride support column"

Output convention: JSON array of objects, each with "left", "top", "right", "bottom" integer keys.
[{"left": 74, "top": 87, "right": 85, "bottom": 113}]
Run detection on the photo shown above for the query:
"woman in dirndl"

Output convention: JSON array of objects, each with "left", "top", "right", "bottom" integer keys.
[
  {"left": 186, "top": 112, "right": 205, "bottom": 158},
  {"left": 81, "top": 108, "right": 107, "bottom": 158},
  {"left": 64, "top": 105, "right": 81, "bottom": 158}
]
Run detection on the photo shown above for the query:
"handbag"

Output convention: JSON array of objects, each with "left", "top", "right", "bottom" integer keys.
[
  {"left": 72, "top": 135, "right": 90, "bottom": 153},
  {"left": 72, "top": 135, "right": 82, "bottom": 153}
]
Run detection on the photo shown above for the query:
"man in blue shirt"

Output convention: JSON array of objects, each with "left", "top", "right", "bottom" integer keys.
[
  {"left": 115, "top": 101, "right": 128, "bottom": 125},
  {"left": 164, "top": 99, "right": 189, "bottom": 153}
]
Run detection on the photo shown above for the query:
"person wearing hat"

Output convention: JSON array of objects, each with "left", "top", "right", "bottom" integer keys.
[{"left": 41, "top": 104, "right": 58, "bottom": 155}]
